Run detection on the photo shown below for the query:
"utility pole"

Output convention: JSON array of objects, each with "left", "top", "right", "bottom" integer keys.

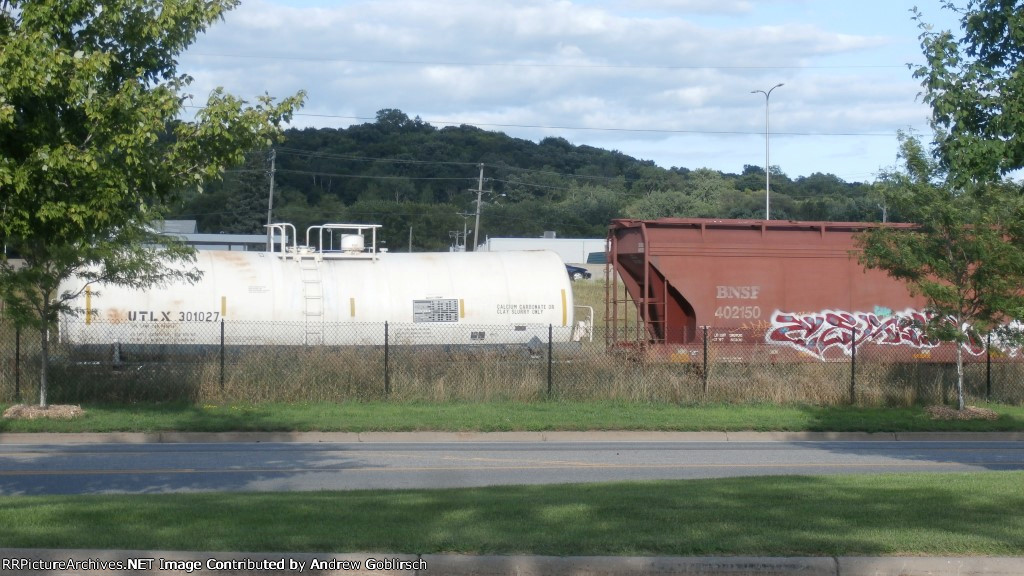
[
  {"left": 266, "top": 148, "right": 276, "bottom": 251},
  {"left": 472, "top": 163, "right": 484, "bottom": 252}
]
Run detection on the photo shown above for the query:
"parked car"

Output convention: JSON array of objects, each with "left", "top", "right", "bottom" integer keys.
[{"left": 565, "top": 264, "right": 592, "bottom": 281}]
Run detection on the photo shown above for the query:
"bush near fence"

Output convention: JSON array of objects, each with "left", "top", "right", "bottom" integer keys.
[{"left": 1, "top": 320, "right": 1023, "bottom": 406}]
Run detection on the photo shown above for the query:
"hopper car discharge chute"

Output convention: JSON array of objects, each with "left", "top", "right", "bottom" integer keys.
[
  {"left": 59, "top": 223, "right": 589, "bottom": 349},
  {"left": 603, "top": 218, "right": 995, "bottom": 362}
]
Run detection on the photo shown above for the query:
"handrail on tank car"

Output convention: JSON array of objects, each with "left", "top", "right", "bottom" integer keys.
[
  {"left": 265, "top": 223, "right": 296, "bottom": 255},
  {"left": 306, "top": 224, "right": 382, "bottom": 260},
  {"left": 264, "top": 222, "right": 383, "bottom": 261},
  {"left": 574, "top": 305, "right": 594, "bottom": 342}
]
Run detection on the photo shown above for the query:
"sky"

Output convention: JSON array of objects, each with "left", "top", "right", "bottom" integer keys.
[{"left": 178, "top": 0, "right": 964, "bottom": 184}]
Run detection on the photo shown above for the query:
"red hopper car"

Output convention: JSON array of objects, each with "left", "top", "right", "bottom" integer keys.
[{"left": 605, "top": 218, "right": 1011, "bottom": 363}]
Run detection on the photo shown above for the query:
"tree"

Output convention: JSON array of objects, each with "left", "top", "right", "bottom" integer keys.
[
  {"left": 913, "top": 0, "right": 1024, "bottom": 184},
  {"left": 0, "top": 1, "right": 305, "bottom": 407},
  {"left": 685, "top": 168, "right": 732, "bottom": 206},
  {"left": 220, "top": 150, "right": 274, "bottom": 234},
  {"left": 857, "top": 134, "right": 1024, "bottom": 410},
  {"left": 857, "top": 0, "right": 1024, "bottom": 411}
]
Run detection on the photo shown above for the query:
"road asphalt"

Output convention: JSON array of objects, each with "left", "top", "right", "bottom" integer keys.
[
  {"left": 3, "top": 429, "right": 1024, "bottom": 444},
  {"left": 2, "top": 431, "right": 1022, "bottom": 575}
]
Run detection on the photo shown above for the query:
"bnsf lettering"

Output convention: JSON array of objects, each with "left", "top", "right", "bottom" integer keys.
[{"left": 715, "top": 285, "right": 761, "bottom": 300}]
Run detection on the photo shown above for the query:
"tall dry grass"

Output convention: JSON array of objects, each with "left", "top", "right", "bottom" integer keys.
[
  {"left": 13, "top": 340, "right": 1024, "bottom": 406},
  {"left": 2, "top": 284, "right": 1024, "bottom": 406}
]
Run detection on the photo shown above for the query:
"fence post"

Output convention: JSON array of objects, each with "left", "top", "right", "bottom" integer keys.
[
  {"left": 219, "top": 319, "right": 225, "bottom": 391},
  {"left": 849, "top": 326, "right": 857, "bottom": 405},
  {"left": 547, "top": 324, "right": 553, "bottom": 398},
  {"left": 702, "top": 325, "right": 709, "bottom": 396},
  {"left": 384, "top": 321, "right": 390, "bottom": 397},
  {"left": 14, "top": 325, "right": 20, "bottom": 401},
  {"left": 986, "top": 332, "right": 992, "bottom": 401}
]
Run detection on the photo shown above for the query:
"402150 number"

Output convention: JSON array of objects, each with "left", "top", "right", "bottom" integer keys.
[{"left": 714, "top": 305, "right": 761, "bottom": 320}]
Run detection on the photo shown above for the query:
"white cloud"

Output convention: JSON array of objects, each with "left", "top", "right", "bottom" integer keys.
[{"left": 176, "top": 0, "right": 944, "bottom": 180}]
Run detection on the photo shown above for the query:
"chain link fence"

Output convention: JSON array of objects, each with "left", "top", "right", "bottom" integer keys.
[{"left": 2, "top": 319, "right": 1023, "bottom": 405}]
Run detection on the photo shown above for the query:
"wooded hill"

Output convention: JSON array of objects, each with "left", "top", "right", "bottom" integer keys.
[{"left": 170, "top": 109, "right": 884, "bottom": 252}]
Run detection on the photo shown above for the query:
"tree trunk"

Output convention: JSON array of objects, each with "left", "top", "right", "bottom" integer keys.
[
  {"left": 39, "top": 301, "right": 49, "bottom": 408},
  {"left": 956, "top": 340, "right": 965, "bottom": 411}
]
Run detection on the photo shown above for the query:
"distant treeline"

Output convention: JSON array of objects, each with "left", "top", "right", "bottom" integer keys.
[{"left": 169, "top": 109, "right": 887, "bottom": 251}]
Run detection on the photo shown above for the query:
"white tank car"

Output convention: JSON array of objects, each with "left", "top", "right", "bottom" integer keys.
[{"left": 58, "top": 224, "right": 581, "bottom": 346}]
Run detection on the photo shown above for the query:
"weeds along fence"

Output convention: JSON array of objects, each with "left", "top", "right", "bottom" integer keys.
[{"left": 1, "top": 320, "right": 1023, "bottom": 405}]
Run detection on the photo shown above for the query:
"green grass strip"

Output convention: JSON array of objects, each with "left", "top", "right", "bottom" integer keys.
[
  {"left": 2, "top": 472, "right": 1022, "bottom": 556},
  {"left": 2, "top": 401, "right": 1024, "bottom": 433}
]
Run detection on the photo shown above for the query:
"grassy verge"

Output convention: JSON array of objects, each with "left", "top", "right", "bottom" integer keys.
[
  {"left": 2, "top": 401, "right": 1024, "bottom": 433},
  {"left": 1, "top": 472, "right": 1022, "bottom": 555}
]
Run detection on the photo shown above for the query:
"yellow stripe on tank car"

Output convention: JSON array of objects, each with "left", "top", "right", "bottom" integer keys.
[
  {"left": 460, "top": 299, "right": 465, "bottom": 319},
  {"left": 561, "top": 289, "right": 567, "bottom": 326},
  {"left": 85, "top": 286, "right": 92, "bottom": 325},
  {"left": 221, "top": 296, "right": 227, "bottom": 318},
  {"left": 350, "top": 297, "right": 356, "bottom": 318}
]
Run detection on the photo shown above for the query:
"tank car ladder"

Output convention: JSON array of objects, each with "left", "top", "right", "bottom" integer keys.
[{"left": 297, "top": 253, "right": 324, "bottom": 345}]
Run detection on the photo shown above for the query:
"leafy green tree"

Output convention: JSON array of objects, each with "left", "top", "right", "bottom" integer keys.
[
  {"left": 685, "top": 168, "right": 733, "bottom": 207},
  {"left": 914, "top": 0, "right": 1024, "bottom": 184},
  {"left": 558, "top": 184, "right": 626, "bottom": 237},
  {"left": 629, "top": 164, "right": 679, "bottom": 198},
  {"left": 733, "top": 165, "right": 766, "bottom": 193},
  {"left": 624, "top": 190, "right": 710, "bottom": 219},
  {"left": 174, "top": 150, "right": 271, "bottom": 233},
  {"left": 858, "top": 134, "right": 1024, "bottom": 410},
  {"left": 858, "top": 1, "right": 1024, "bottom": 411},
  {"left": 0, "top": 0, "right": 305, "bottom": 406},
  {"left": 220, "top": 151, "right": 273, "bottom": 234}
]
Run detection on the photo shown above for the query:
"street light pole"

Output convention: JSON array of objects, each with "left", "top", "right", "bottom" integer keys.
[{"left": 752, "top": 83, "right": 783, "bottom": 220}]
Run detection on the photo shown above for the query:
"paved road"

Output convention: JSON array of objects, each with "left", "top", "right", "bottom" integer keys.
[{"left": 1, "top": 435, "right": 1022, "bottom": 494}]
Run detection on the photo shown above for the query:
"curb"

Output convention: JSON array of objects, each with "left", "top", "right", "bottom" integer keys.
[
  {"left": 1, "top": 550, "right": 1022, "bottom": 576},
  {"left": 1, "top": 430, "right": 1023, "bottom": 444}
]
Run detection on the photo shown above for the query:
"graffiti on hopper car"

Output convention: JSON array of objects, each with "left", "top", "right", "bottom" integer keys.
[{"left": 766, "top": 309, "right": 988, "bottom": 359}]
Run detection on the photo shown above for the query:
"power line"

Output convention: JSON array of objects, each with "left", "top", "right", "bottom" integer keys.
[
  {"left": 490, "top": 163, "right": 643, "bottom": 184},
  {"left": 275, "top": 148, "right": 479, "bottom": 167},
  {"left": 185, "top": 52, "right": 907, "bottom": 71},
  {"left": 180, "top": 106, "right": 902, "bottom": 138},
  {"left": 271, "top": 152, "right": 638, "bottom": 185},
  {"left": 288, "top": 112, "right": 901, "bottom": 137},
  {"left": 224, "top": 145, "right": 881, "bottom": 190},
  {"left": 276, "top": 169, "right": 475, "bottom": 182}
]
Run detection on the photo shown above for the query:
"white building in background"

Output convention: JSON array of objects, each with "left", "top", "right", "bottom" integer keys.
[
  {"left": 478, "top": 236, "right": 607, "bottom": 264},
  {"left": 156, "top": 220, "right": 280, "bottom": 251}
]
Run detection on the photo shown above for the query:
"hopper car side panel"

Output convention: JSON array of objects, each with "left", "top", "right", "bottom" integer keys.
[{"left": 606, "top": 218, "right": 1009, "bottom": 361}]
